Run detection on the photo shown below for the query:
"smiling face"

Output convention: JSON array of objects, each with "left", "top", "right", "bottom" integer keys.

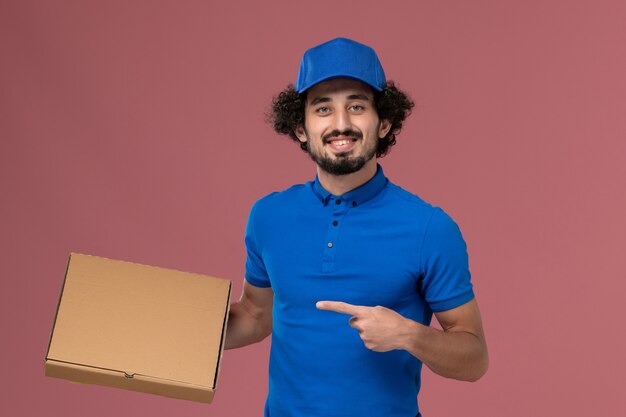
[{"left": 295, "top": 78, "right": 391, "bottom": 176}]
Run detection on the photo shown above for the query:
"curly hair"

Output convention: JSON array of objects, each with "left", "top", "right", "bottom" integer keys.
[{"left": 267, "top": 81, "right": 414, "bottom": 157}]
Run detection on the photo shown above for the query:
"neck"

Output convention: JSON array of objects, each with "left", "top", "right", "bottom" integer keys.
[{"left": 316, "top": 159, "right": 378, "bottom": 196}]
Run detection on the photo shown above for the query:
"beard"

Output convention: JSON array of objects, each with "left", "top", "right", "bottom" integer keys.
[{"left": 305, "top": 129, "right": 378, "bottom": 176}]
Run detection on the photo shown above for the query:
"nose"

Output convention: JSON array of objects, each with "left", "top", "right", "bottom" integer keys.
[{"left": 332, "top": 107, "right": 353, "bottom": 132}]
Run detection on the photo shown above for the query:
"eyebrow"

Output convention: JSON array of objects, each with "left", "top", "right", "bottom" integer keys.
[
  {"left": 310, "top": 97, "right": 331, "bottom": 105},
  {"left": 347, "top": 94, "right": 371, "bottom": 101},
  {"left": 309, "top": 93, "right": 371, "bottom": 106}
]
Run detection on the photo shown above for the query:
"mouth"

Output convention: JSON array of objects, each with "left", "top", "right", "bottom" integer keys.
[{"left": 325, "top": 135, "right": 359, "bottom": 153}]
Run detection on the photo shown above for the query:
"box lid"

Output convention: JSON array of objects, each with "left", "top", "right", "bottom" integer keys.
[{"left": 46, "top": 253, "right": 231, "bottom": 400}]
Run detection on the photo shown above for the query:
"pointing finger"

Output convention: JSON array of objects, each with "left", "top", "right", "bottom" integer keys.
[{"left": 316, "top": 301, "right": 366, "bottom": 316}]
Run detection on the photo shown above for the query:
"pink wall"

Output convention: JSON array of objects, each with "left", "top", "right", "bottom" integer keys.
[{"left": 2, "top": 1, "right": 625, "bottom": 416}]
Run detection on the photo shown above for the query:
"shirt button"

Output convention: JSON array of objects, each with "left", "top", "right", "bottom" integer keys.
[
  {"left": 335, "top": 199, "right": 342, "bottom": 205},
  {"left": 352, "top": 201, "right": 357, "bottom": 207},
  {"left": 327, "top": 242, "right": 333, "bottom": 248},
  {"left": 332, "top": 220, "right": 338, "bottom": 226}
]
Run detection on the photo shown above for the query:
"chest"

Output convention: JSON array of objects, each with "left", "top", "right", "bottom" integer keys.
[{"left": 260, "top": 204, "right": 425, "bottom": 310}]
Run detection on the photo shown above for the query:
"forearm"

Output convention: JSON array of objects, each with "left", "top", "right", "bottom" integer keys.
[
  {"left": 398, "top": 319, "right": 488, "bottom": 381},
  {"left": 224, "top": 301, "right": 272, "bottom": 350}
]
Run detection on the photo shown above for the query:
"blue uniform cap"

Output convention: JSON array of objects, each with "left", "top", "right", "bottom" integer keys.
[{"left": 295, "top": 37, "right": 387, "bottom": 93}]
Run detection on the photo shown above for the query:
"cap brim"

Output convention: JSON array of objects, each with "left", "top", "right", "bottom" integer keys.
[{"left": 296, "top": 74, "right": 384, "bottom": 93}]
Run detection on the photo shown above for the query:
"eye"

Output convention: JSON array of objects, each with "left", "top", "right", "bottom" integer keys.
[
  {"left": 315, "top": 106, "right": 331, "bottom": 114},
  {"left": 349, "top": 105, "right": 365, "bottom": 112}
]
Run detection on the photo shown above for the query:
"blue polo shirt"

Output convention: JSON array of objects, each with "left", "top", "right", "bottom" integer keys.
[{"left": 245, "top": 165, "right": 474, "bottom": 417}]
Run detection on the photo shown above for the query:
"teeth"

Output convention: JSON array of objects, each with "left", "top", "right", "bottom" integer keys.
[{"left": 332, "top": 140, "right": 351, "bottom": 146}]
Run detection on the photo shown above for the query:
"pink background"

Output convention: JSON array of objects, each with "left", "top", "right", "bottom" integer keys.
[{"left": 2, "top": 1, "right": 625, "bottom": 416}]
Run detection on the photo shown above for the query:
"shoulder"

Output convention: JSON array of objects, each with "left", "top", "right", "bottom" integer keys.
[
  {"left": 382, "top": 181, "right": 441, "bottom": 219},
  {"left": 252, "top": 182, "right": 311, "bottom": 208},
  {"left": 249, "top": 182, "right": 314, "bottom": 218},
  {"left": 382, "top": 181, "right": 463, "bottom": 235},
  {"left": 384, "top": 182, "right": 433, "bottom": 209}
]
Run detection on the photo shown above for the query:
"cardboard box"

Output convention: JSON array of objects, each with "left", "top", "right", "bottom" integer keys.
[{"left": 45, "top": 253, "right": 231, "bottom": 403}]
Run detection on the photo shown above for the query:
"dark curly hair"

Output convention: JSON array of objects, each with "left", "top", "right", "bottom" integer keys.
[{"left": 267, "top": 81, "right": 414, "bottom": 158}]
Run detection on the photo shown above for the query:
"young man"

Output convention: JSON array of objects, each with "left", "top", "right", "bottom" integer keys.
[{"left": 225, "top": 37, "right": 488, "bottom": 417}]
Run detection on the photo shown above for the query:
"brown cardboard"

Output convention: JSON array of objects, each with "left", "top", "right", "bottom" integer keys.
[{"left": 45, "top": 253, "right": 231, "bottom": 403}]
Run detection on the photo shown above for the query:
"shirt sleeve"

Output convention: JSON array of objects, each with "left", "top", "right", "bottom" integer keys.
[
  {"left": 244, "top": 201, "right": 271, "bottom": 288},
  {"left": 419, "top": 207, "right": 474, "bottom": 312}
]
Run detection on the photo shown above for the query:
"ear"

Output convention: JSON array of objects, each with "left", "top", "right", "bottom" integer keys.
[
  {"left": 295, "top": 125, "right": 308, "bottom": 143},
  {"left": 378, "top": 119, "right": 392, "bottom": 139}
]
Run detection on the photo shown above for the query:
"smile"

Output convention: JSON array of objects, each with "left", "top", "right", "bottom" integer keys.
[
  {"left": 330, "top": 139, "right": 354, "bottom": 146},
  {"left": 326, "top": 137, "right": 358, "bottom": 152}
]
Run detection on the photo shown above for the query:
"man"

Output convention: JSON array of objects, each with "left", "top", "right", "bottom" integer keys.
[{"left": 225, "top": 37, "right": 488, "bottom": 417}]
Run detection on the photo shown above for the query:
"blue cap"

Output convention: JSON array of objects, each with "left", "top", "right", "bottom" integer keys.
[{"left": 295, "top": 37, "right": 386, "bottom": 93}]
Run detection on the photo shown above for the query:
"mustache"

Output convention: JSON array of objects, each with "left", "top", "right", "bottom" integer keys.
[{"left": 322, "top": 130, "right": 363, "bottom": 144}]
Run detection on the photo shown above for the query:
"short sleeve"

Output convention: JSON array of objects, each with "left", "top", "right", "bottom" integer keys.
[
  {"left": 419, "top": 207, "right": 474, "bottom": 312},
  {"left": 244, "top": 201, "right": 271, "bottom": 288}
]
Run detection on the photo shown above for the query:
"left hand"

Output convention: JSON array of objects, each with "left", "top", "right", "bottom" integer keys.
[{"left": 316, "top": 301, "right": 410, "bottom": 352}]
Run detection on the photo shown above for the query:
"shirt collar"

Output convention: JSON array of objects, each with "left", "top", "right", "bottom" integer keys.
[{"left": 311, "top": 164, "right": 388, "bottom": 206}]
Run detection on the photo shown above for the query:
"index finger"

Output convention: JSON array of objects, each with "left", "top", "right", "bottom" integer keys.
[{"left": 316, "top": 301, "right": 367, "bottom": 316}]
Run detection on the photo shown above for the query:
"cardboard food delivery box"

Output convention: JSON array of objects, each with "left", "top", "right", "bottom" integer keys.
[{"left": 45, "top": 253, "right": 232, "bottom": 403}]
